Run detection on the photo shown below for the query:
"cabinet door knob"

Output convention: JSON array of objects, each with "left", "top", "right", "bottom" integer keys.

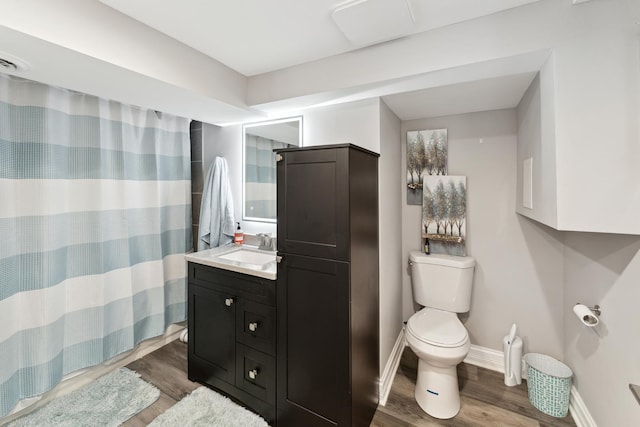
[
  {"left": 248, "top": 322, "right": 258, "bottom": 332},
  {"left": 248, "top": 369, "right": 258, "bottom": 380},
  {"left": 224, "top": 298, "right": 234, "bottom": 307}
]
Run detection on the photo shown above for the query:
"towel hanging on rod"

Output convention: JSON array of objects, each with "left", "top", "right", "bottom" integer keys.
[{"left": 198, "top": 157, "right": 235, "bottom": 250}]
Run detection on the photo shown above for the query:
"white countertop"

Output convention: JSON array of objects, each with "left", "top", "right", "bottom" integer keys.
[{"left": 185, "top": 244, "right": 277, "bottom": 280}]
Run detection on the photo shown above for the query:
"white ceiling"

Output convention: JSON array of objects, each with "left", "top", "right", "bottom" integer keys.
[
  {"left": 0, "top": 0, "right": 549, "bottom": 123},
  {"left": 382, "top": 72, "right": 537, "bottom": 121},
  {"left": 94, "top": 0, "right": 542, "bottom": 120},
  {"left": 99, "top": 0, "right": 540, "bottom": 77}
]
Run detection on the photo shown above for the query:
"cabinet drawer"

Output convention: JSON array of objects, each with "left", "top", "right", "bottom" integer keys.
[
  {"left": 237, "top": 300, "right": 276, "bottom": 355},
  {"left": 189, "top": 262, "right": 275, "bottom": 306},
  {"left": 236, "top": 344, "right": 276, "bottom": 405}
]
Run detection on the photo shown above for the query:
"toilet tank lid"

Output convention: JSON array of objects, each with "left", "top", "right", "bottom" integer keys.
[{"left": 409, "top": 251, "right": 475, "bottom": 268}]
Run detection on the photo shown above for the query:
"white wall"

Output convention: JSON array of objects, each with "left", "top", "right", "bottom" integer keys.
[
  {"left": 302, "top": 98, "right": 381, "bottom": 153},
  {"left": 563, "top": 234, "right": 640, "bottom": 427},
  {"left": 302, "top": 97, "right": 406, "bottom": 378},
  {"left": 201, "top": 98, "right": 383, "bottom": 236},
  {"left": 551, "top": 0, "right": 640, "bottom": 233},
  {"left": 0, "top": 0, "right": 254, "bottom": 125},
  {"left": 401, "top": 110, "right": 566, "bottom": 357},
  {"left": 378, "top": 100, "right": 403, "bottom": 373},
  {"left": 252, "top": 0, "right": 640, "bottom": 234},
  {"left": 202, "top": 98, "right": 403, "bottom": 379}
]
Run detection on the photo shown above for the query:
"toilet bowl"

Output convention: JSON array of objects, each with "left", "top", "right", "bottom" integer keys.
[
  {"left": 406, "top": 307, "right": 470, "bottom": 419},
  {"left": 407, "top": 251, "right": 475, "bottom": 419}
]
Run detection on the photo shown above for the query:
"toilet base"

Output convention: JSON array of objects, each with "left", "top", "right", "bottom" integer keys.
[{"left": 414, "top": 358, "right": 461, "bottom": 419}]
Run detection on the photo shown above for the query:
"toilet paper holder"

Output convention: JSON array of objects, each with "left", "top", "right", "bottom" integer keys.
[
  {"left": 583, "top": 304, "right": 601, "bottom": 317},
  {"left": 574, "top": 303, "right": 602, "bottom": 327}
]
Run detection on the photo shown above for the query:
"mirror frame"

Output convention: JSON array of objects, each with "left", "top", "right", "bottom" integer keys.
[{"left": 242, "top": 116, "right": 303, "bottom": 223}]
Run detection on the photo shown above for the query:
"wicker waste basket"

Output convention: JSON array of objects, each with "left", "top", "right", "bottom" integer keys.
[{"left": 524, "top": 353, "right": 573, "bottom": 418}]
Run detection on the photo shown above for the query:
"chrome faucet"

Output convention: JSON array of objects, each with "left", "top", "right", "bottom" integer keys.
[{"left": 257, "top": 233, "right": 276, "bottom": 251}]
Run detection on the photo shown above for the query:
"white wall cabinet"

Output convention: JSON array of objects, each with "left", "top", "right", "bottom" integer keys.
[{"left": 516, "top": 5, "right": 640, "bottom": 235}]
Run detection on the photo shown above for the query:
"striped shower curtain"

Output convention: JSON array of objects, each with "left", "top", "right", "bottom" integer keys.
[{"left": 0, "top": 75, "right": 192, "bottom": 416}]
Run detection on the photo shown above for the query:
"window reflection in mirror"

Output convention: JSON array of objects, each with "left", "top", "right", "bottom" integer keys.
[{"left": 243, "top": 117, "right": 302, "bottom": 222}]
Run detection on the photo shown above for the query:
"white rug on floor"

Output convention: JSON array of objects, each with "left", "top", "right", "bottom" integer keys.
[
  {"left": 148, "top": 386, "right": 269, "bottom": 427},
  {"left": 8, "top": 368, "right": 159, "bottom": 427}
]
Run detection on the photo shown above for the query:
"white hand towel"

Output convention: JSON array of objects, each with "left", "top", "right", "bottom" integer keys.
[{"left": 198, "top": 157, "right": 235, "bottom": 250}]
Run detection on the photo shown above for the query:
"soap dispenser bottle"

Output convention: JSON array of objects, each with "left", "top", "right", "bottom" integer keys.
[{"left": 234, "top": 222, "right": 244, "bottom": 245}]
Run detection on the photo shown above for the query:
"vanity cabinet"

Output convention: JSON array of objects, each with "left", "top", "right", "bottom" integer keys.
[
  {"left": 188, "top": 262, "right": 276, "bottom": 423},
  {"left": 275, "top": 144, "right": 379, "bottom": 427}
]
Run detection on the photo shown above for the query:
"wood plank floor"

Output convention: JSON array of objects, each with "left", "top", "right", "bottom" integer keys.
[
  {"left": 123, "top": 340, "right": 576, "bottom": 426},
  {"left": 122, "top": 340, "right": 199, "bottom": 427},
  {"left": 371, "top": 347, "right": 576, "bottom": 427}
]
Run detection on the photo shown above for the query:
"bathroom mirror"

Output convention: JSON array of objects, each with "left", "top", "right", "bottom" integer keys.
[{"left": 243, "top": 117, "right": 302, "bottom": 222}]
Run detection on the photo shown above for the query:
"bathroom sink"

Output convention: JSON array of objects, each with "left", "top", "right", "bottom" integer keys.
[
  {"left": 217, "top": 248, "right": 275, "bottom": 265},
  {"left": 185, "top": 245, "right": 277, "bottom": 280}
]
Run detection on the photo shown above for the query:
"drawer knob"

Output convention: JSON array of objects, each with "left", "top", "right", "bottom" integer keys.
[
  {"left": 248, "top": 369, "right": 258, "bottom": 380},
  {"left": 248, "top": 322, "right": 258, "bottom": 332},
  {"left": 224, "top": 298, "right": 234, "bottom": 307}
]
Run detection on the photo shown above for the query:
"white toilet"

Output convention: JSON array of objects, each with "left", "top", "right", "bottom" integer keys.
[{"left": 405, "top": 251, "right": 476, "bottom": 419}]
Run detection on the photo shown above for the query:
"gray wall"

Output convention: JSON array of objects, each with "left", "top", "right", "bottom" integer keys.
[
  {"left": 563, "top": 233, "right": 640, "bottom": 426},
  {"left": 199, "top": 100, "right": 640, "bottom": 425},
  {"left": 378, "top": 100, "right": 403, "bottom": 373},
  {"left": 400, "top": 107, "right": 640, "bottom": 426},
  {"left": 516, "top": 70, "right": 559, "bottom": 228},
  {"left": 401, "top": 109, "right": 566, "bottom": 358}
]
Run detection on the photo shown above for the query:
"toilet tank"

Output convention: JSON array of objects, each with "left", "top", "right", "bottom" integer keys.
[{"left": 409, "top": 251, "right": 475, "bottom": 313}]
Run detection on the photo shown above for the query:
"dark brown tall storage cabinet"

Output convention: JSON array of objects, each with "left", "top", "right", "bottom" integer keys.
[{"left": 275, "top": 144, "right": 379, "bottom": 427}]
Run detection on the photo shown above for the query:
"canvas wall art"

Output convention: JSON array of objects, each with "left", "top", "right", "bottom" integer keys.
[
  {"left": 406, "top": 129, "right": 448, "bottom": 205},
  {"left": 422, "top": 175, "right": 467, "bottom": 256}
]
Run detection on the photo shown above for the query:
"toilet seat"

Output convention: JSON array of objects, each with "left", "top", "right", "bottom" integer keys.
[{"left": 407, "top": 308, "right": 468, "bottom": 348}]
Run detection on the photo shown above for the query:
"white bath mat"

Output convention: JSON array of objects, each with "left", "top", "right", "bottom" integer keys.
[
  {"left": 148, "top": 386, "right": 269, "bottom": 427},
  {"left": 7, "top": 368, "right": 159, "bottom": 427}
]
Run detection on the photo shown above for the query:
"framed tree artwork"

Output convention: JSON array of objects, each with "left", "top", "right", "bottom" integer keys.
[
  {"left": 406, "top": 129, "right": 447, "bottom": 205},
  {"left": 422, "top": 175, "right": 467, "bottom": 256}
]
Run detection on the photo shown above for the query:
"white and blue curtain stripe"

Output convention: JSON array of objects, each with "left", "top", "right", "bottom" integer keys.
[{"left": 0, "top": 75, "right": 192, "bottom": 417}]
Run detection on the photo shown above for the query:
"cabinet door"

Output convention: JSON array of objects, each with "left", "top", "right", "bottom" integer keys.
[
  {"left": 277, "top": 254, "right": 351, "bottom": 427},
  {"left": 188, "top": 284, "right": 236, "bottom": 385},
  {"left": 277, "top": 147, "right": 350, "bottom": 261}
]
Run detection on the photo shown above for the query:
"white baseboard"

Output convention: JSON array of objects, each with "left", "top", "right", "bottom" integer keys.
[
  {"left": 464, "top": 344, "right": 508, "bottom": 375},
  {"left": 569, "top": 385, "right": 597, "bottom": 427},
  {"left": 379, "top": 327, "right": 406, "bottom": 406},
  {"left": 4, "top": 324, "right": 186, "bottom": 422}
]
